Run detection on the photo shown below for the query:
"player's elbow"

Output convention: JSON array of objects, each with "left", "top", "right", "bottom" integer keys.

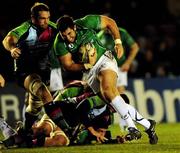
[
  {"left": 132, "top": 43, "right": 140, "bottom": 54},
  {"left": 2, "top": 37, "right": 7, "bottom": 49}
]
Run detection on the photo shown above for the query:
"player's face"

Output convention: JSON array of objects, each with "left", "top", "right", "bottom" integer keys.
[
  {"left": 34, "top": 11, "right": 50, "bottom": 29},
  {"left": 60, "top": 27, "right": 76, "bottom": 43}
]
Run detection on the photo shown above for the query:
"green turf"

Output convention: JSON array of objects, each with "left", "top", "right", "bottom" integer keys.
[{"left": 1, "top": 123, "right": 180, "bottom": 153}]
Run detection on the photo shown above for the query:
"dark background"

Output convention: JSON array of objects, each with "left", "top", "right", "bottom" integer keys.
[{"left": 0, "top": 0, "right": 180, "bottom": 81}]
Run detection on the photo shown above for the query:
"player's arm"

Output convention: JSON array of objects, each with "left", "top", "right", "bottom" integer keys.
[
  {"left": 44, "top": 126, "right": 69, "bottom": 147},
  {"left": 87, "top": 126, "right": 108, "bottom": 143},
  {"left": 2, "top": 34, "right": 21, "bottom": 59},
  {"left": 59, "top": 53, "right": 92, "bottom": 71},
  {"left": 32, "top": 118, "right": 69, "bottom": 146},
  {"left": 0, "top": 74, "right": 5, "bottom": 87},
  {"left": 54, "top": 35, "right": 91, "bottom": 71},
  {"left": 59, "top": 53, "right": 85, "bottom": 71},
  {"left": 100, "top": 15, "right": 124, "bottom": 59},
  {"left": 121, "top": 42, "right": 139, "bottom": 71}
]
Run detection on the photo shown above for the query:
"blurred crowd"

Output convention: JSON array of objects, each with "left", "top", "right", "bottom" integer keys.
[
  {"left": 129, "top": 23, "right": 179, "bottom": 78},
  {"left": 0, "top": 0, "right": 180, "bottom": 81}
]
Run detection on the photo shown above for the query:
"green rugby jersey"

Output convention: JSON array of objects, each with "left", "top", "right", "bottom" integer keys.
[
  {"left": 97, "top": 27, "right": 136, "bottom": 66},
  {"left": 54, "top": 15, "right": 106, "bottom": 63},
  {"left": 54, "top": 84, "right": 106, "bottom": 109}
]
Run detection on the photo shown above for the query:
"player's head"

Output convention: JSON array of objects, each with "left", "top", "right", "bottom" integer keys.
[
  {"left": 31, "top": 2, "right": 50, "bottom": 29},
  {"left": 56, "top": 15, "right": 76, "bottom": 43},
  {"left": 78, "top": 42, "right": 97, "bottom": 65}
]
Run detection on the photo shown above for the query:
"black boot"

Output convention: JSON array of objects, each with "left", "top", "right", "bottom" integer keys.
[{"left": 145, "top": 119, "right": 158, "bottom": 144}]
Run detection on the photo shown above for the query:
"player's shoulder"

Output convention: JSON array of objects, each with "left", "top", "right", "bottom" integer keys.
[
  {"left": 48, "top": 21, "right": 57, "bottom": 29},
  {"left": 119, "top": 27, "right": 128, "bottom": 33},
  {"left": 15, "top": 20, "right": 31, "bottom": 30}
]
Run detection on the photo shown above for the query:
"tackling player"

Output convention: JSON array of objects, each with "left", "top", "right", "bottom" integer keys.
[{"left": 52, "top": 14, "right": 141, "bottom": 140}]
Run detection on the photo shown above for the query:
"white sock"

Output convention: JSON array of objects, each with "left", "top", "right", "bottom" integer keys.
[
  {"left": 119, "top": 117, "right": 128, "bottom": 131},
  {"left": 111, "top": 96, "right": 136, "bottom": 128},
  {"left": 127, "top": 104, "right": 150, "bottom": 130}
]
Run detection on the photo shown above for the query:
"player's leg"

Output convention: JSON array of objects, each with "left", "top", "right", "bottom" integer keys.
[
  {"left": 119, "top": 92, "right": 158, "bottom": 144},
  {"left": 23, "top": 74, "right": 51, "bottom": 131},
  {"left": 117, "top": 69, "right": 127, "bottom": 94},
  {"left": 44, "top": 129, "right": 69, "bottom": 147},
  {"left": 32, "top": 114, "right": 69, "bottom": 147},
  {"left": 119, "top": 103, "right": 158, "bottom": 144},
  {"left": 43, "top": 99, "right": 74, "bottom": 137},
  {"left": 145, "top": 119, "right": 158, "bottom": 144},
  {"left": 128, "top": 104, "right": 158, "bottom": 144},
  {"left": 98, "top": 69, "right": 141, "bottom": 140}
]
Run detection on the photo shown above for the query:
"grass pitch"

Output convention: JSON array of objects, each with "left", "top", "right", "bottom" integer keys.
[{"left": 1, "top": 123, "right": 180, "bottom": 153}]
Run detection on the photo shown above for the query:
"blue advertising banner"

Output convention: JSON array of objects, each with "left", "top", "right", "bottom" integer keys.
[
  {"left": 125, "top": 78, "right": 180, "bottom": 123},
  {"left": 0, "top": 78, "right": 180, "bottom": 126},
  {"left": 0, "top": 82, "right": 25, "bottom": 126}
]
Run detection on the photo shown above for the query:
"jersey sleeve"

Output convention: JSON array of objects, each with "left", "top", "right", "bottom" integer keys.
[
  {"left": 53, "top": 34, "right": 69, "bottom": 56},
  {"left": 8, "top": 21, "right": 31, "bottom": 39},
  {"left": 75, "top": 15, "right": 101, "bottom": 30},
  {"left": 48, "top": 20, "right": 57, "bottom": 29},
  {"left": 121, "top": 28, "right": 136, "bottom": 46}
]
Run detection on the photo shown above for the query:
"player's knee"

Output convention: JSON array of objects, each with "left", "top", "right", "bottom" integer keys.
[
  {"left": 24, "top": 74, "right": 48, "bottom": 96},
  {"left": 53, "top": 134, "right": 70, "bottom": 146},
  {"left": 117, "top": 86, "right": 126, "bottom": 94},
  {"left": 29, "top": 80, "right": 47, "bottom": 98},
  {"left": 102, "top": 86, "right": 118, "bottom": 102},
  {"left": 24, "top": 74, "right": 41, "bottom": 89}
]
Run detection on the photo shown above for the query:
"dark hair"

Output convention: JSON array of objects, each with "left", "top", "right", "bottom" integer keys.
[
  {"left": 31, "top": 2, "right": 49, "bottom": 19},
  {"left": 56, "top": 15, "right": 75, "bottom": 32}
]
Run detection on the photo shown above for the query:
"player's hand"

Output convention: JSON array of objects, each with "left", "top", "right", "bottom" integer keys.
[
  {"left": 84, "top": 63, "right": 93, "bottom": 70},
  {"left": 88, "top": 127, "right": 108, "bottom": 143},
  {"left": 10, "top": 48, "right": 21, "bottom": 59},
  {"left": 95, "top": 131, "right": 108, "bottom": 143},
  {"left": 121, "top": 62, "right": 130, "bottom": 72},
  {"left": 114, "top": 44, "right": 124, "bottom": 59}
]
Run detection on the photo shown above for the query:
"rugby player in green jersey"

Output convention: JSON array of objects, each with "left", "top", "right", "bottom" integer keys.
[
  {"left": 97, "top": 28, "right": 158, "bottom": 144},
  {"left": 51, "top": 15, "right": 141, "bottom": 141}
]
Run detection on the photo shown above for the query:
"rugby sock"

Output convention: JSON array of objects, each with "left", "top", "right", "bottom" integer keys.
[
  {"left": 127, "top": 104, "right": 150, "bottom": 130},
  {"left": 24, "top": 112, "right": 38, "bottom": 133},
  {"left": 44, "top": 101, "right": 70, "bottom": 131},
  {"left": 119, "top": 117, "right": 128, "bottom": 131},
  {"left": 111, "top": 96, "right": 136, "bottom": 128}
]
